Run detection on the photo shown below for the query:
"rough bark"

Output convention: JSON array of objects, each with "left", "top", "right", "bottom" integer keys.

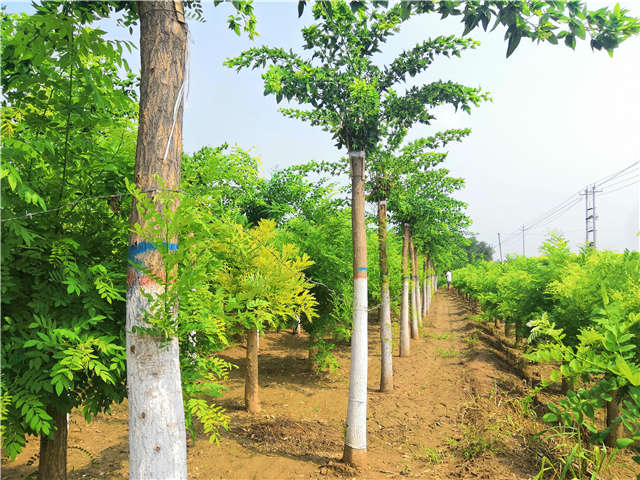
[
  {"left": 399, "top": 223, "right": 411, "bottom": 357},
  {"left": 245, "top": 328, "right": 261, "bottom": 413},
  {"left": 409, "top": 234, "right": 420, "bottom": 339},
  {"left": 126, "top": 3, "right": 188, "bottom": 479},
  {"left": 343, "top": 151, "right": 368, "bottom": 466},
  {"left": 377, "top": 199, "right": 393, "bottom": 392},
  {"left": 38, "top": 409, "right": 67, "bottom": 480},
  {"left": 605, "top": 392, "right": 621, "bottom": 448}
]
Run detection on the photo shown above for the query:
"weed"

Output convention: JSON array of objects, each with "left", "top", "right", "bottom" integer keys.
[
  {"left": 413, "top": 444, "right": 444, "bottom": 465},
  {"left": 465, "top": 333, "right": 479, "bottom": 347},
  {"left": 425, "top": 331, "right": 451, "bottom": 340},
  {"left": 436, "top": 348, "right": 459, "bottom": 358}
]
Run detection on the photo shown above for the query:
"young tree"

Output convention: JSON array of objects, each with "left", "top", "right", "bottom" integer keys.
[
  {"left": 1, "top": 5, "right": 137, "bottom": 478},
  {"left": 226, "top": 2, "right": 486, "bottom": 463},
  {"left": 369, "top": 130, "right": 469, "bottom": 356},
  {"left": 212, "top": 219, "right": 317, "bottom": 413}
]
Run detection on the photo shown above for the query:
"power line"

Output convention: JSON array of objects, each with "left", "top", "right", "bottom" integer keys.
[
  {"left": 600, "top": 174, "right": 640, "bottom": 192},
  {"left": 599, "top": 179, "right": 640, "bottom": 197},
  {"left": 595, "top": 160, "right": 639, "bottom": 188}
]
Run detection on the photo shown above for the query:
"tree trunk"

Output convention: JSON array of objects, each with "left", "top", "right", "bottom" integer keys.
[
  {"left": 343, "top": 150, "right": 368, "bottom": 467},
  {"left": 605, "top": 391, "right": 620, "bottom": 448},
  {"left": 409, "top": 233, "right": 420, "bottom": 339},
  {"left": 245, "top": 328, "right": 261, "bottom": 413},
  {"left": 413, "top": 248, "right": 422, "bottom": 326},
  {"left": 399, "top": 223, "right": 411, "bottom": 357},
  {"left": 38, "top": 409, "right": 67, "bottom": 480},
  {"left": 377, "top": 199, "right": 393, "bottom": 393},
  {"left": 126, "top": 3, "right": 188, "bottom": 479},
  {"left": 293, "top": 315, "right": 301, "bottom": 335},
  {"left": 422, "top": 256, "right": 428, "bottom": 318}
]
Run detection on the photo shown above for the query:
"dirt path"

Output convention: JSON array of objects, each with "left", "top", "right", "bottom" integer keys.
[{"left": 2, "top": 292, "right": 605, "bottom": 479}]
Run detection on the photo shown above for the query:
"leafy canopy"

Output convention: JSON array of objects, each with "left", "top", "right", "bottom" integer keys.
[{"left": 226, "top": 1, "right": 488, "bottom": 152}]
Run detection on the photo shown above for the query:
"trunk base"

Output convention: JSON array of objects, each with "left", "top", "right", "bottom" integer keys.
[
  {"left": 38, "top": 409, "right": 67, "bottom": 480},
  {"left": 379, "top": 379, "right": 393, "bottom": 393},
  {"left": 342, "top": 445, "right": 367, "bottom": 467}
]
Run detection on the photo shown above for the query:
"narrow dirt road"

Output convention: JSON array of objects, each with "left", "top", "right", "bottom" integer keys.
[{"left": 1, "top": 292, "right": 567, "bottom": 479}]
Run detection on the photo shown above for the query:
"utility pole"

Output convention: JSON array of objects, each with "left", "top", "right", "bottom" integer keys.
[
  {"left": 497, "top": 232, "right": 503, "bottom": 263},
  {"left": 126, "top": 2, "right": 188, "bottom": 479},
  {"left": 582, "top": 184, "right": 600, "bottom": 249},
  {"left": 521, "top": 225, "right": 525, "bottom": 256},
  {"left": 592, "top": 183, "right": 597, "bottom": 249}
]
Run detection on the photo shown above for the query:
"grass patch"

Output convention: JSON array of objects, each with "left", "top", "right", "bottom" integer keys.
[
  {"left": 413, "top": 445, "right": 444, "bottom": 465},
  {"left": 436, "top": 348, "right": 459, "bottom": 358},
  {"left": 425, "top": 330, "right": 451, "bottom": 340}
]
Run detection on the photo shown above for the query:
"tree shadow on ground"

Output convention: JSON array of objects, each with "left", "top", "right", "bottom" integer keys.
[
  {"left": 67, "top": 436, "right": 128, "bottom": 480},
  {"left": 220, "top": 416, "right": 352, "bottom": 473}
]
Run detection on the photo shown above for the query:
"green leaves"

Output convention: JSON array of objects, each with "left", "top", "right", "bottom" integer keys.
[{"left": 226, "top": 0, "right": 487, "bottom": 153}]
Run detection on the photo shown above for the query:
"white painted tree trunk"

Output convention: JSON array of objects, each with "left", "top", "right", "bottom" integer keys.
[
  {"left": 422, "top": 277, "right": 428, "bottom": 318},
  {"left": 399, "top": 224, "right": 411, "bottom": 357},
  {"left": 343, "top": 150, "right": 368, "bottom": 466},
  {"left": 127, "top": 279, "right": 187, "bottom": 480},
  {"left": 126, "top": 3, "right": 188, "bottom": 478},
  {"left": 379, "top": 284, "right": 393, "bottom": 391}
]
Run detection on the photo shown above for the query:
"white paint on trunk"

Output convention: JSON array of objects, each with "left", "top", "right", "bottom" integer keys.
[
  {"left": 426, "top": 280, "right": 432, "bottom": 313},
  {"left": 346, "top": 276, "right": 368, "bottom": 450},
  {"left": 415, "top": 275, "right": 422, "bottom": 327},
  {"left": 410, "top": 277, "right": 419, "bottom": 337},
  {"left": 127, "top": 279, "right": 187, "bottom": 480},
  {"left": 421, "top": 278, "right": 427, "bottom": 318},
  {"left": 399, "top": 278, "right": 410, "bottom": 356},
  {"left": 379, "top": 284, "right": 392, "bottom": 389}
]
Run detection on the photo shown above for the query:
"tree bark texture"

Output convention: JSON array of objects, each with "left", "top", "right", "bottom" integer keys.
[
  {"left": 409, "top": 234, "right": 420, "bottom": 339},
  {"left": 399, "top": 223, "right": 411, "bottom": 357},
  {"left": 126, "top": 2, "right": 188, "bottom": 479},
  {"left": 377, "top": 199, "right": 393, "bottom": 393},
  {"left": 38, "top": 409, "right": 67, "bottom": 480},
  {"left": 605, "top": 392, "right": 621, "bottom": 448},
  {"left": 343, "top": 151, "right": 368, "bottom": 466},
  {"left": 245, "top": 328, "right": 261, "bottom": 413}
]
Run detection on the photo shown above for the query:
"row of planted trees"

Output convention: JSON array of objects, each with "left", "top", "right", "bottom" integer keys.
[
  {"left": 452, "top": 238, "right": 640, "bottom": 474},
  {"left": 4, "top": 1, "right": 639, "bottom": 479},
  {"left": 1, "top": 4, "right": 469, "bottom": 474}
]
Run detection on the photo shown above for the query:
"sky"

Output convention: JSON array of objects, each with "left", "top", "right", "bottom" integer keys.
[{"left": 5, "top": 1, "right": 640, "bottom": 258}]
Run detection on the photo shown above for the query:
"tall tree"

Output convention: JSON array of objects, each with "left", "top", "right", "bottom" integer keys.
[
  {"left": 125, "top": 2, "right": 189, "bottom": 478},
  {"left": 226, "top": 2, "right": 486, "bottom": 464},
  {"left": 1, "top": 5, "right": 137, "bottom": 478}
]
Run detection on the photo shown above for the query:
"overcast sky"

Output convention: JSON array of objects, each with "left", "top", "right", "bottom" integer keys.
[{"left": 6, "top": 1, "right": 640, "bottom": 257}]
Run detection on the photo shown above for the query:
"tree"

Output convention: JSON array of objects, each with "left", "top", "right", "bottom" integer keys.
[
  {"left": 384, "top": 136, "right": 470, "bottom": 346},
  {"left": 212, "top": 219, "right": 317, "bottom": 413},
  {"left": 226, "top": 2, "right": 486, "bottom": 464},
  {"left": 1, "top": 5, "right": 137, "bottom": 479},
  {"left": 464, "top": 236, "right": 494, "bottom": 263},
  {"left": 298, "top": 1, "right": 640, "bottom": 58}
]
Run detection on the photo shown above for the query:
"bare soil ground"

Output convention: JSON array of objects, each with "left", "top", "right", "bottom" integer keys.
[{"left": 3, "top": 292, "right": 637, "bottom": 479}]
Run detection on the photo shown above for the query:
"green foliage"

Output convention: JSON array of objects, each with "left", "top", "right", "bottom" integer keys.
[
  {"left": 303, "top": 1, "right": 640, "bottom": 58},
  {"left": 1, "top": 6, "right": 136, "bottom": 459},
  {"left": 128, "top": 152, "right": 318, "bottom": 438},
  {"left": 226, "top": 0, "right": 487, "bottom": 153},
  {"left": 453, "top": 237, "right": 640, "bottom": 470}
]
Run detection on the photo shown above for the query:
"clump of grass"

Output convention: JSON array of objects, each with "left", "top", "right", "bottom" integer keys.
[
  {"left": 425, "top": 330, "right": 451, "bottom": 340},
  {"left": 465, "top": 333, "right": 479, "bottom": 347},
  {"left": 436, "top": 348, "right": 459, "bottom": 358},
  {"left": 413, "top": 444, "right": 444, "bottom": 465}
]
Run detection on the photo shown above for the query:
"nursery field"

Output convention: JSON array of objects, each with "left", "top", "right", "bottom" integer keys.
[{"left": 4, "top": 293, "right": 637, "bottom": 480}]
